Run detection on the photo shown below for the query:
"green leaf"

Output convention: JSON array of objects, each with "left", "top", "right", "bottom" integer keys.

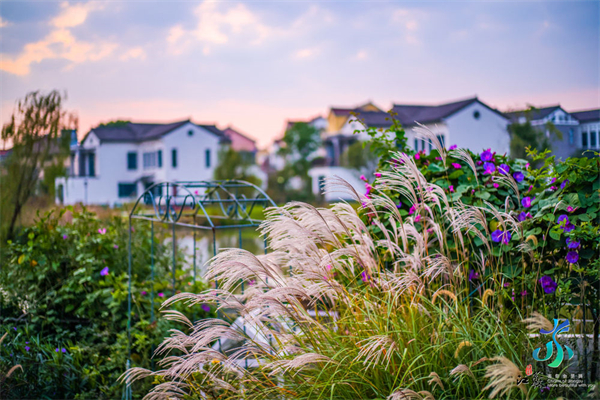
[
  {"left": 549, "top": 229, "right": 562, "bottom": 241},
  {"left": 474, "top": 191, "right": 490, "bottom": 200}
]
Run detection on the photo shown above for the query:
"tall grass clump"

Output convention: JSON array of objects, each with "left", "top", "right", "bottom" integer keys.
[{"left": 123, "top": 141, "right": 565, "bottom": 399}]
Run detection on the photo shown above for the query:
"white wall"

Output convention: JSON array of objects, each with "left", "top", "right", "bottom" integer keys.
[
  {"left": 308, "top": 166, "right": 366, "bottom": 202},
  {"left": 445, "top": 102, "right": 510, "bottom": 154}
]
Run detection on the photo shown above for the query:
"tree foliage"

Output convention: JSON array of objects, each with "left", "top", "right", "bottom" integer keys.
[
  {"left": 508, "top": 107, "right": 562, "bottom": 161},
  {"left": 0, "top": 90, "right": 76, "bottom": 241}
]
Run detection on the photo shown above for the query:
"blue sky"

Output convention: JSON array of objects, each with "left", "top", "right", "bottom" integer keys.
[{"left": 1, "top": 1, "right": 598, "bottom": 147}]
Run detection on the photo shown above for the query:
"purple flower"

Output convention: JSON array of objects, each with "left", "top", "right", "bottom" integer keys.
[
  {"left": 560, "top": 179, "right": 569, "bottom": 189},
  {"left": 113, "top": 244, "right": 119, "bottom": 249},
  {"left": 396, "top": 202, "right": 402, "bottom": 209},
  {"left": 550, "top": 186, "right": 557, "bottom": 191},
  {"left": 55, "top": 348, "right": 59, "bottom": 352},
  {"left": 360, "top": 271, "right": 371, "bottom": 283},
  {"left": 157, "top": 292, "right": 164, "bottom": 298},
  {"left": 566, "top": 238, "right": 580, "bottom": 249},
  {"left": 141, "top": 290, "right": 147, "bottom": 295},
  {"left": 521, "top": 290, "right": 528, "bottom": 296},
  {"left": 62, "top": 234, "right": 68, "bottom": 240},
  {"left": 468, "top": 269, "right": 480, "bottom": 281},
  {"left": 25, "top": 346, "right": 30, "bottom": 352},
  {"left": 98, "top": 228, "right": 106, "bottom": 235},
  {"left": 563, "top": 223, "right": 575, "bottom": 232},
  {"left": 61, "top": 348, "right": 66, "bottom": 353},
  {"left": 539, "top": 276, "right": 557, "bottom": 294},
  {"left": 551, "top": 177, "right": 557, "bottom": 183},
  {"left": 518, "top": 212, "right": 528, "bottom": 222},
  {"left": 567, "top": 206, "right": 574, "bottom": 212},
  {"left": 503, "top": 282, "right": 510, "bottom": 288},
  {"left": 491, "top": 229, "right": 511, "bottom": 244},
  {"left": 493, "top": 183, "right": 499, "bottom": 188},
  {"left": 480, "top": 149, "right": 493, "bottom": 162},
  {"left": 513, "top": 171, "right": 524, "bottom": 182},
  {"left": 414, "top": 215, "right": 422, "bottom": 222},
  {"left": 498, "top": 164, "right": 510, "bottom": 175},
  {"left": 452, "top": 163, "right": 461, "bottom": 169},
  {"left": 201, "top": 304, "right": 211, "bottom": 313},
  {"left": 100, "top": 267, "right": 109, "bottom": 276},
  {"left": 566, "top": 251, "right": 579, "bottom": 264},
  {"left": 409, "top": 204, "right": 417, "bottom": 215},
  {"left": 521, "top": 197, "right": 532, "bottom": 208},
  {"left": 483, "top": 162, "right": 496, "bottom": 174},
  {"left": 557, "top": 214, "right": 569, "bottom": 225},
  {"left": 449, "top": 144, "right": 457, "bottom": 150},
  {"left": 13, "top": 327, "right": 16, "bottom": 331}
]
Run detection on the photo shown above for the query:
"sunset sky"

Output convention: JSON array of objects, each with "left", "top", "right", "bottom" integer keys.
[{"left": 1, "top": 1, "right": 599, "bottom": 147}]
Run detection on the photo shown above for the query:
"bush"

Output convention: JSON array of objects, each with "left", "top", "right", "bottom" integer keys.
[{"left": 0, "top": 207, "right": 214, "bottom": 399}]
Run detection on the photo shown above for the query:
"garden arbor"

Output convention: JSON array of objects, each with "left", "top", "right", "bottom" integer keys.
[{"left": 125, "top": 180, "right": 276, "bottom": 399}]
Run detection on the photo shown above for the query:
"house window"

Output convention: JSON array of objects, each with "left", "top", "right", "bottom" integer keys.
[
  {"left": 473, "top": 110, "right": 481, "bottom": 120},
  {"left": 569, "top": 129, "right": 574, "bottom": 145},
  {"left": 591, "top": 131, "right": 598, "bottom": 148},
  {"left": 143, "top": 152, "right": 157, "bottom": 169},
  {"left": 88, "top": 152, "right": 95, "bottom": 177},
  {"left": 172, "top": 149, "right": 178, "bottom": 168},
  {"left": 158, "top": 150, "right": 162, "bottom": 168},
  {"left": 318, "top": 176, "right": 326, "bottom": 192},
  {"left": 127, "top": 152, "right": 137, "bottom": 170},
  {"left": 188, "top": 130, "right": 194, "bottom": 136},
  {"left": 118, "top": 183, "right": 137, "bottom": 198},
  {"left": 436, "top": 134, "right": 446, "bottom": 148},
  {"left": 205, "top": 149, "right": 211, "bottom": 168},
  {"left": 428, "top": 141, "right": 433, "bottom": 152},
  {"left": 414, "top": 138, "right": 418, "bottom": 151},
  {"left": 582, "top": 131, "right": 589, "bottom": 149},
  {"left": 420, "top": 139, "right": 426, "bottom": 152}
]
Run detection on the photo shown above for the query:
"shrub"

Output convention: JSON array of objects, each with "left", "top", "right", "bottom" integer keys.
[
  {"left": 124, "top": 145, "right": 599, "bottom": 399},
  {"left": 0, "top": 207, "right": 213, "bottom": 399}
]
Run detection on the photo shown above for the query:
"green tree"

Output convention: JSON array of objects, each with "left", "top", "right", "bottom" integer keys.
[
  {"left": 213, "top": 146, "right": 262, "bottom": 195},
  {"left": 509, "top": 106, "right": 562, "bottom": 161},
  {"left": 340, "top": 140, "right": 379, "bottom": 176},
  {"left": 0, "top": 90, "right": 76, "bottom": 241},
  {"left": 277, "top": 122, "right": 321, "bottom": 189}
]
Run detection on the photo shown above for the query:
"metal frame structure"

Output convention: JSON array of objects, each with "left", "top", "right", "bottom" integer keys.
[{"left": 124, "top": 180, "right": 276, "bottom": 399}]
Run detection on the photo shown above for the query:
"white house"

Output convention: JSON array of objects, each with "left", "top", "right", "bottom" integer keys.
[
  {"left": 55, "top": 120, "right": 228, "bottom": 206},
  {"left": 309, "top": 97, "right": 510, "bottom": 201}
]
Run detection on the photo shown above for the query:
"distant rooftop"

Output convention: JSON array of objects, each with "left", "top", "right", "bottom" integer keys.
[{"left": 87, "top": 120, "right": 226, "bottom": 143}]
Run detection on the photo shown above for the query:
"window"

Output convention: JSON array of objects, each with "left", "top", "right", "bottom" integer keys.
[
  {"left": 318, "top": 176, "right": 326, "bottom": 192},
  {"left": 188, "top": 130, "right": 194, "bottom": 136},
  {"left": 428, "top": 141, "right": 433, "bottom": 152},
  {"left": 436, "top": 134, "right": 446, "bottom": 148},
  {"left": 158, "top": 150, "right": 162, "bottom": 168},
  {"left": 420, "top": 139, "right": 426, "bottom": 152},
  {"left": 569, "top": 129, "right": 574, "bottom": 145},
  {"left": 143, "top": 152, "right": 157, "bottom": 169},
  {"left": 473, "top": 110, "right": 481, "bottom": 120},
  {"left": 88, "top": 152, "right": 95, "bottom": 177},
  {"left": 582, "top": 132, "right": 589, "bottom": 149},
  {"left": 118, "top": 183, "right": 137, "bottom": 198},
  {"left": 172, "top": 149, "right": 178, "bottom": 168},
  {"left": 127, "top": 152, "right": 137, "bottom": 170},
  {"left": 591, "top": 131, "right": 598, "bottom": 148},
  {"left": 205, "top": 149, "right": 211, "bottom": 168},
  {"left": 414, "top": 138, "right": 418, "bottom": 151}
]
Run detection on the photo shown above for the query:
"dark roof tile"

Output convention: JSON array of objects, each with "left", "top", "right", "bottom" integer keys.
[
  {"left": 571, "top": 109, "right": 600, "bottom": 123},
  {"left": 89, "top": 120, "right": 225, "bottom": 143}
]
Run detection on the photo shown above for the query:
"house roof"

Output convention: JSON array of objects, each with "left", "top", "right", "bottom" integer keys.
[
  {"left": 571, "top": 109, "right": 600, "bottom": 123},
  {"left": 503, "top": 105, "right": 562, "bottom": 123},
  {"left": 86, "top": 120, "right": 226, "bottom": 143}
]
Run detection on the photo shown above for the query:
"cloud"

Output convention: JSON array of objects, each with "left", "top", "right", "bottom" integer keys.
[
  {"left": 120, "top": 47, "right": 147, "bottom": 61},
  {"left": 0, "top": 16, "right": 10, "bottom": 28},
  {"left": 167, "top": 2, "right": 271, "bottom": 55},
  {"left": 293, "top": 47, "right": 319, "bottom": 60},
  {"left": 0, "top": 2, "right": 116, "bottom": 75},
  {"left": 355, "top": 50, "right": 368, "bottom": 60}
]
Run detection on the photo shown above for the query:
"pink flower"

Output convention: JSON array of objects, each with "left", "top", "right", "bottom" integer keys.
[
  {"left": 194, "top": 190, "right": 199, "bottom": 195},
  {"left": 100, "top": 267, "right": 109, "bottom": 276},
  {"left": 414, "top": 215, "right": 422, "bottom": 222},
  {"left": 435, "top": 157, "right": 441, "bottom": 161},
  {"left": 141, "top": 291, "right": 147, "bottom": 295},
  {"left": 409, "top": 204, "right": 417, "bottom": 215},
  {"left": 493, "top": 183, "right": 499, "bottom": 188},
  {"left": 249, "top": 279, "right": 256, "bottom": 285},
  {"left": 452, "top": 163, "right": 461, "bottom": 169},
  {"left": 449, "top": 144, "right": 457, "bottom": 150},
  {"left": 157, "top": 292, "right": 164, "bottom": 298},
  {"left": 415, "top": 153, "right": 420, "bottom": 160},
  {"left": 526, "top": 163, "right": 530, "bottom": 169},
  {"left": 98, "top": 228, "right": 106, "bottom": 235},
  {"left": 449, "top": 185, "right": 454, "bottom": 193},
  {"left": 326, "top": 264, "right": 332, "bottom": 270},
  {"left": 374, "top": 172, "right": 382, "bottom": 178},
  {"left": 360, "top": 175, "right": 367, "bottom": 182},
  {"left": 114, "top": 244, "right": 118, "bottom": 249},
  {"left": 528, "top": 185, "right": 533, "bottom": 192},
  {"left": 62, "top": 234, "right": 68, "bottom": 240},
  {"left": 567, "top": 206, "right": 574, "bottom": 212}
]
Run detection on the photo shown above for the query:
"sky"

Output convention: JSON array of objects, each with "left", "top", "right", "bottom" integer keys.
[{"left": 1, "top": 1, "right": 599, "bottom": 148}]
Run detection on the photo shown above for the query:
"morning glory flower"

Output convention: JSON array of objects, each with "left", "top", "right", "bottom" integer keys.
[
  {"left": 468, "top": 270, "right": 480, "bottom": 281},
  {"left": 25, "top": 346, "right": 30, "bottom": 352},
  {"left": 539, "top": 276, "right": 557, "bottom": 294},
  {"left": 513, "top": 171, "right": 524, "bottom": 182},
  {"left": 375, "top": 172, "right": 382, "bottom": 178},
  {"left": 521, "top": 197, "right": 532, "bottom": 208},
  {"left": 557, "top": 214, "right": 569, "bottom": 225},
  {"left": 157, "top": 292, "right": 164, "bottom": 297},
  {"left": 98, "top": 228, "right": 107, "bottom": 235},
  {"left": 491, "top": 229, "right": 511, "bottom": 244},
  {"left": 360, "top": 175, "right": 367, "bottom": 182},
  {"left": 566, "top": 238, "right": 580, "bottom": 249},
  {"left": 452, "top": 163, "right": 461, "bottom": 169},
  {"left": 449, "top": 185, "right": 454, "bottom": 193},
  {"left": 201, "top": 304, "right": 211, "bottom": 313},
  {"left": 480, "top": 149, "right": 493, "bottom": 162},
  {"left": 498, "top": 164, "right": 510, "bottom": 175},
  {"left": 483, "top": 162, "right": 496, "bottom": 174},
  {"left": 61, "top": 348, "right": 66, "bottom": 353},
  {"left": 141, "top": 291, "right": 147, "bottom": 295},
  {"left": 518, "top": 212, "right": 528, "bottom": 222},
  {"left": 409, "top": 204, "right": 417, "bottom": 215},
  {"left": 566, "top": 251, "right": 579, "bottom": 264},
  {"left": 449, "top": 144, "right": 458, "bottom": 150},
  {"left": 415, "top": 215, "right": 422, "bottom": 222},
  {"left": 493, "top": 183, "right": 499, "bottom": 188},
  {"left": 567, "top": 206, "right": 574, "bottom": 212},
  {"left": 62, "top": 235, "right": 68, "bottom": 240},
  {"left": 563, "top": 223, "right": 575, "bottom": 232},
  {"left": 415, "top": 153, "right": 420, "bottom": 160},
  {"left": 360, "top": 271, "right": 371, "bottom": 282},
  {"left": 100, "top": 267, "right": 109, "bottom": 276},
  {"left": 560, "top": 179, "right": 569, "bottom": 189},
  {"left": 396, "top": 202, "right": 402, "bottom": 209}
]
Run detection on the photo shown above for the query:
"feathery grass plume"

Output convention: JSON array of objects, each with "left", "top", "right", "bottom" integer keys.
[
  {"left": 450, "top": 148, "right": 479, "bottom": 186},
  {"left": 450, "top": 364, "right": 476, "bottom": 382},
  {"left": 525, "top": 234, "right": 538, "bottom": 247},
  {"left": 427, "top": 372, "right": 445, "bottom": 390},
  {"left": 2, "top": 364, "right": 22, "bottom": 380},
  {"left": 492, "top": 174, "right": 521, "bottom": 203},
  {"left": 523, "top": 312, "right": 553, "bottom": 332},
  {"left": 388, "top": 388, "right": 423, "bottom": 400},
  {"left": 355, "top": 335, "right": 398, "bottom": 369},
  {"left": 454, "top": 341, "right": 473, "bottom": 359},
  {"left": 0, "top": 332, "right": 7, "bottom": 346},
  {"left": 483, "top": 356, "right": 526, "bottom": 398},
  {"left": 418, "top": 390, "right": 435, "bottom": 400},
  {"left": 414, "top": 123, "right": 447, "bottom": 168},
  {"left": 431, "top": 289, "right": 457, "bottom": 305},
  {"left": 481, "top": 289, "right": 494, "bottom": 307}
]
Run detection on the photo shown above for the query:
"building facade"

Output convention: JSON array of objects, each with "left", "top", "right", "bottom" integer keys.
[{"left": 56, "top": 120, "right": 228, "bottom": 206}]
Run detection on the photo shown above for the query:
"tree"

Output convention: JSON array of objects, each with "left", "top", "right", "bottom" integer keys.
[
  {"left": 340, "top": 140, "right": 379, "bottom": 176},
  {"left": 509, "top": 107, "right": 562, "bottom": 161},
  {"left": 0, "top": 90, "right": 76, "bottom": 240},
  {"left": 213, "top": 146, "right": 262, "bottom": 196},
  {"left": 277, "top": 122, "right": 321, "bottom": 188}
]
